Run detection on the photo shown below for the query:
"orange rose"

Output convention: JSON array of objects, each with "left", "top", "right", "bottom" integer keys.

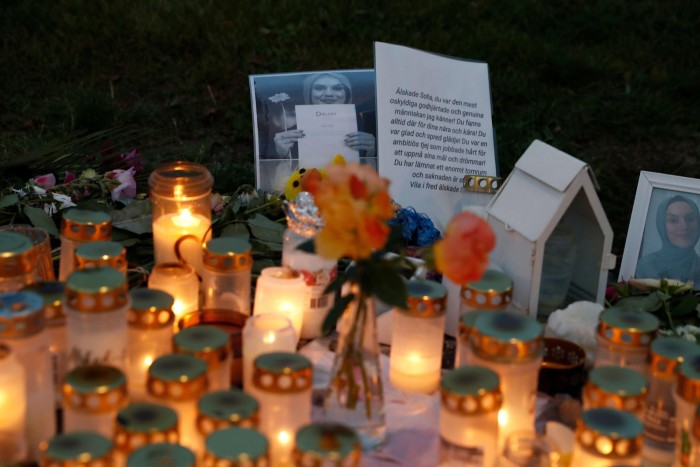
[{"left": 434, "top": 211, "right": 495, "bottom": 284}]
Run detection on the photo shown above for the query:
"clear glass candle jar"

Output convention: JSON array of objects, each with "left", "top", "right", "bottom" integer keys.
[
  {"left": 147, "top": 353, "right": 209, "bottom": 455},
  {"left": 23, "top": 281, "right": 68, "bottom": 409},
  {"left": 0, "top": 290, "right": 56, "bottom": 461},
  {"left": 253, "top": 267, "right": 306, "bottom": 343},
  {"left": 439, "top": 365, "right": 502, "bottom": 467},
  {"left": 148, "top": 262, "right": 200, "bottom": 325},
  {"left": 499, "top": 431, "right": 562, "bottom": 467},
  {"left": 467, "top": 311, "right": 543, "bottom": 446},
  {"left": 65, "top": 266, "right": 130, "bottom": 370},
  {"left": 203, "top": 426, "right": 269, "bottom": 467},
  {"left": 242, "top": 313, "right": 297, "bottom": 393},
  {"left": 75, "top": 240, "right": 128, "bottom": 277},
  {"left": 571, "top": 408, "right": 643, "bottom": 466},
  {"left": 0, "top": 224, "right": 55, "bottom": 281},
  {"left": 127, "top": 443, "right": 196, "bottom": 467},
  {"left": 197, "top": 389, "right": 260, "bottom": 443},
  {"left": 294, "top": 422, "right": 361, "bottom": 467},
  {"left": 254, "top": 352, "right": 313, "bottom": 466},
  {"left": 63, "top": 364, "right": 128, "bottom": 438},
  {"left": 675, "top": 354, "right": 700, "bottom": 466},
  {"left": 0, "top": 344, "right": 27, "bottom": 463},
  {"left": 643, "top": 337, "right": 700, "bottom": 465},
  {"left": 583, "top": 366, "right": 648, "bottom": 418},
  {"left": 202, "top": 237, "right": 252, "bottom": 315},
  {"left": 40, "top": 431, "right": 114, "bottom": 467},
  {"left": 58, "top": 208, "right": 112, "bottom": 281},
  {"left": 460, "top": 269, "right": 513, "bottom": 314},
  {"left": 149, "top": 161, "right": 214, "bottom": 275},
  {"left": 282, "top": 192, "right": 337, "bottom": 340},
  {"left": 390, "top": 279, "right": 447, "bottom": 394},
  {"left": 456, "top": 310, "right": 489, "bottom": 368},
  {"left": 126, "top": 288, "right": 175, "bottom": 400},
  {"left": 0, "top": 230, "right": 39, "bottom": 292},
  {"left": 173, "top": 324, "right": 231, "bottom": 391},
  {"left": 114, "top": 402, "right": 179, "bottom": 463},
  {"left": 594, "top": 307, "right": 659, "bottom": 375}
]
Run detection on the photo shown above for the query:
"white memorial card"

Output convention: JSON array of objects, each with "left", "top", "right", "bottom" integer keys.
[
  {"left": 375, "top": 42, "right": 498, "bottom": 230},
  {"left": 295, "top": 104, "right": 360, "bottom": 167}
]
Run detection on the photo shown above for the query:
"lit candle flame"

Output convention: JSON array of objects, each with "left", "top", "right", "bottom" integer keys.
[
  {"left": 408, "top": 353, "right": 422, "bottom": 364},
  {"left": 277, "top": 430, "right": 291, "bottom": 445},
  {"left": 263, "top": 331, "right": 276, "bottom": 344},
  {"left": 172, "top": 208, "right": 201, "bottom": 228},
  {"left": 498, "top": 409, "right": 508, "bottom": 427},
  {"left": 143, "top": 355, "right": 153, "bottom": 369},
  {"left": 172, "top": 300, "right": 186, "bottom": 317}
]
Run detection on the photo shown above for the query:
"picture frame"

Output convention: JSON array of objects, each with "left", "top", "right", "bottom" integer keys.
[
  {"left": 249, "top": 70, "right": 377, "bottom": 194},
  {"left": 619, "top": 171, "right": 700, "bottom": 283}
]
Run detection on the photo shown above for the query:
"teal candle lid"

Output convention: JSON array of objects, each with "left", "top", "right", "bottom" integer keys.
[
  {"left": 295, "top": 422, "right": 361, "bottom": 461},
  {"left": 63, "top": 208, "right": 111, "bottom": 225},
  {"left": 24, "top": 281, "right": 65, "bottom": 323},
  {"left": 650, "top": 336, "right": 700, "bottom": 377},
  {"left": 254, "top": 352, "right": 311, "bottom": 374},
  {"left": 465, "top": 269, "right": 512, "bottom": 293},
  {"left": 440, "top": 366, "right": 502, "bottom": 416},
  {"left": 578, "top": 408, "right": 643, "bottom": 457},
  {"left": 205, "top": 237, "right": 252, "bottom": 255},
  {"left": 128, "top": 288, "right": 174, "bottom": 329},
  {"left": 65, "top": 365, "right": 126, "bottom": 394},
  {"left": 203, "top": 237, "right": 253, "bottom": 271},
  {"left": 205, "top": 426, "right": 268, "bottom": 462},
  {"left": 253, "top": 352, "right": 313, "bottom": 393},
  {"left": 42, "top": 431, "right": 113, "bottom": 463},
  {"left": 401, "top": 279, "right": 447, "bottom": 318},
  {"left": 598, "top": 308, "right": 659, "bottom": 346},
  {"left": 61, "top": 209, "right": 112, "bottom": 242},
  {"left": 174, "top": 324, "right": 229, "bottom": 353},
  {"left": 116, "top": 402, "right": 178, "bottom": 433},
  {"left": 585, "top": 366, "right": 647, "bottom": 413},
  {"left": 198, "top": 389, "right": 259, "bottom": 430},
  {"left": 148, "top": 353, "right": 208, "bottom": 400},
  {"left": 0, "top": 231, "right": 32, "bottom": 256},
  {"left": 678, "top": 354, "right": 700, "bottom": 401},
  {"left": 458, "top": 310, "right": 490, "bottom": 333},
  {"left": 127, "top": 443, "right": 196, "bottom": 467},
  {"left": 66, "top": 266, "right": 126, "bottom": 294},
  {"left": 0, "top": 290, "right": 45, "bottom": 337},
  {"left": 472, "top": 311, "right": 543, "bottom": 362},
  {"left": 461, "top": 270, "right": 513, "bottom": 310},
  {"left": 75, "top": 240, "right": 125, "bottom": 260}
]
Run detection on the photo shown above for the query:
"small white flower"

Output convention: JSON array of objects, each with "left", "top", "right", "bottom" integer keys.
[
  {"left": 12, "top": 188, "right": 27, "bottom": 198},
  {"left": 238, "top": 189, "right": 259, "bottom": 204},
  {"left": 43, "top": 203, "right": 57, "bottom": 216},
  {"left": 269, "top": 92, "right": 290, "bottom": 103},
  {"left": 684, "top": 333, "right": 697, "bottom": 343},
  {"left": 52, "top": 193, "right": 76, "bottom": 209},
  {"left": 32, "top": 185, "right": 47, "bottom": 195}
]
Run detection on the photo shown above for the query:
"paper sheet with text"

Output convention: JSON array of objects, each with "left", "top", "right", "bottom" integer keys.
[
  {"left": 375, "top": 42, "right": 497, "bottom": 230},
  {"left": 296, "top": 104, "right": 359, "bottom": 168}
]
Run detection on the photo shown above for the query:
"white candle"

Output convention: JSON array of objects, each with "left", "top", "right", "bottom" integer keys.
[
  {"left": 253, "top": 267, "right": 306, "bottom": 343},
  {"left": 148, "top": 263, "right": 200, "bottom": 326},
  {"left": 0, "top": 344, "right": 26, "bottom": 463},
  {"left": 152, "top": 209, "right": 211, "bottom": 275},
  {"left": 242, "top": 313, "right": 297, "bottom": 393}
]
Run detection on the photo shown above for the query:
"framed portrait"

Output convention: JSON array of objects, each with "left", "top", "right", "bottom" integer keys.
[
  {"left": 249, "top": 70, "right": 377, "bottom": 194},
  {"left": 619, "top": 171, "right": 700, "bottom": 283}
]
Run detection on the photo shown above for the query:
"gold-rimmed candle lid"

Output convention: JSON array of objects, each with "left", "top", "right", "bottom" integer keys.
[
  {"left": 401, "top": 279, "right": 447, "bottom": 318},
  {"left": 650, "top": 336, "right": 700, "bottom": 378},
  {"left": 0, "top": 230, "right": 35, "bottom": 277},
  {"left": 173, "top": 324, "right": 230, "bottom": 369},
  {"left": 576, "top": 408, "right": 643, "bottom": 458},
  {"left": 40, "top": 431, "right": 114, "bottom": 466},
  {"left": 60, "top": 209, "right": 112, "bottom": 241},
  {"left": 597, "top": 308, "right": 659, "bottom": 347},
  {"left": 197, "top": 389, "right": 259, "bottom": 436},
  {"left": 441, "top": 365, "right": 502, "bottom": 416},
  {"left": 471, "top": 311, "right": 544, "bottom": 363},
  {"left": 65, "top": 266, "right": 128, "bottom": 313},
  {"left": 678, "top": 354, "right": 700, "bottom": 402},
  {"left": 463, "top": 175, "right": 502, "bottom": 194},
  {"left": 147, "top": 353, "right": 208, "bottom": 401},
  {"left": 584, "top": 366, "right": 648, "bottom": 413},
  {"left": 127, "top": 443, "right": 196, "bottom": 467},
  {"left": 0, "top": 290, "right": 45, "bottom": 338},
  {"left": 458, "top": 310, "right": 490, "bottom": 342},
  {"left": 148, "top": 161, "right": 213, "bottom": 199},
  {"left": 203, "top": 237, "right": 252, "bottom": 271},
  {"left": 460, "top": 270, "right": 512, "bottom": 310},
  {"left": 294, "top": 422, "right": 361, "bottom": 465},
  {"left": 114, "top": 402, "right": 179, "bottom": 453},
  {"left": 63, "top": 365, "right": 127, "bottom": 413},
  {"left": 252, "top": 352, "right": 312, "bottom": 393},
  {"left": 23, "top": 281, "right": 65, "bottom": 325},
  {"left": 75, "top": 240, "right": 127, "bottom": 272},
  {"left": 203, "top": 426, "right": 269, "bottom": 466},
  {"left": 128, "top": 288, "right": 174, "bottom": 329}
]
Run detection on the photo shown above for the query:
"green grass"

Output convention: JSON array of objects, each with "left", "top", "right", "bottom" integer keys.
[{"left": 1, "top": 0, "right": 699, "bottom": 263}]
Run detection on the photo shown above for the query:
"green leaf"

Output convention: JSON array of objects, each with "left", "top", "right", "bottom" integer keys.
[
  {"left": 322, "top": 293, "right": 355, "bottom": 335},
  {"left": 23, "top": 205, "right": 60, "bottom": 237},
  {"left": 670, "top": 295, "right": 700, "bottom": 317},
  {"left": 252, "top": 258, "right": 276, "bottom": 274},
  {"left": 0, "top": 194, "right": 19, "bottom": 209},
  {"left": 363, "top": 263, "right": 408, "bottom": 309},
  {"left": 247, "top": 214, "right": 284, "bottom": 243},
  {"left": 110, "top": 199, "right": 152, "bottom": 235},
  {"left": 110, "top": 227, "right": 141, "bottom": 247},
  {"left": 221, "top": 222, "right": 250, "bottom": 239},
  {"left": 251, "top": 238, "right": 283, "bottom": 253},
  {"left": 614, "top": 294, "right": 663, "bottom": 312}
]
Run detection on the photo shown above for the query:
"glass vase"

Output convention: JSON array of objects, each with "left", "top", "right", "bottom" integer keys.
[{"left": 323, "top": 285, "right": 386, "bottom": 450}]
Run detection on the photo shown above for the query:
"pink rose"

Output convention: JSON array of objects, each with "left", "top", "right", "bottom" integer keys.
[
  {"left": 434, "top": 211, "right": 495, "bottom": 284},
  {"left": 211, "top": 192, "right": 225, "bottom": 215},
  {"left": 63, "top": 171, "right": 76, "bottom": 184},
  {"left": 35, "top": 173, "right": 56, "bottom": 189},
  {"left": 110, "top": 167, "right": 137, "bottom": 201}
]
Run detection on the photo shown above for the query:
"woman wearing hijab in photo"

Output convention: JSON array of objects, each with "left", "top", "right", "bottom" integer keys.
[
  {"left": 272, "top": 72, "right": 376, "bottom": 158},
  {"left": 636, "top": 194, "right": 700, "bottom": 284}
]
